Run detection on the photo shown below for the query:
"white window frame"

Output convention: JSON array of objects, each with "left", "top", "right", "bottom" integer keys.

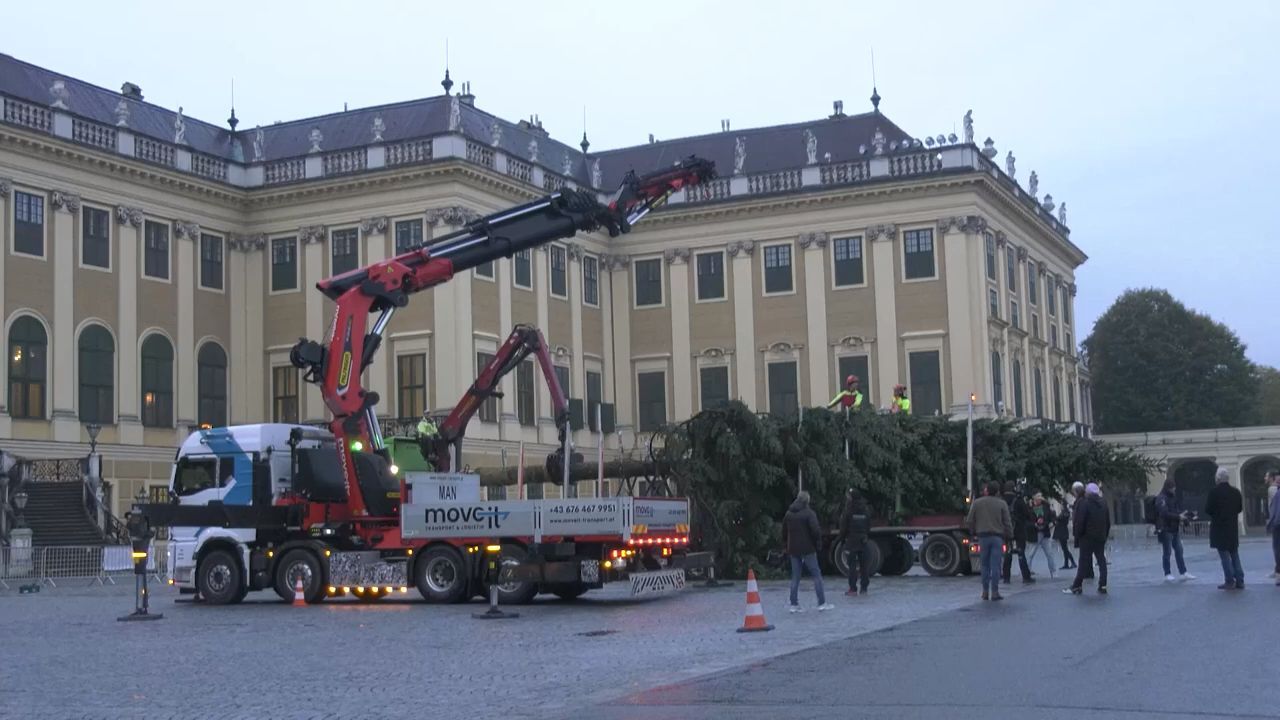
[
  {"left": 390, "top": 334, "right": 432, "bottom": 417},
  {"left": 900, "top": 226, "right": 938, "bottom": 283},
  {"left": 268, "top": 235, "right": 301, "bottom": 296},
  {"left": 988, "top": 288, "right": 1000, "bottom": 321},
  {"left": 693, "top": 249, "right": 727, "bottom": 303},
  {"left": 549, "top": 244, "right": 569, "bottom": 300},
  {"left": 903, "top": 333, "right": 946, "bottom": 416},
  {"left": 140, "top": 217, "right": 173, "bottom": 285},
  {"left": 832, "top": 350, "right": 873, "bottom": 406},
  {"left": 197, "top": 231, "right": 226, "bottom": 294},
  {"left": 695, "top": 357, "right": 733, "bottom": 411},
  {"left": 392, "top": 216, "right": 426, "bottom": 256},
  {"left": 830, "top": 235, "right": 867, "bottom": 290},
  {"left": 329, "top": 226, "right": 361, "bottom": 277},
  {"left": 1010, "top": 299, "right": 1021, "bottom": 330},
  {"left": 759, "top": 240, "right": 796, "bottom": 297},
  {"left": 512, "top": 248, "right": 534, "bottom": 291},
  {"left": 631, "top": 255, "right": 665, "bottom": 309},
  {"left": 633, "top": 358, "right": 669, "bottom": 432},
  {"left": 581, "top": 254, "right": 600, "bottom": 307},
  {"left": 78, "top": 202, "right": 113, "bottom": 273},
  {"left": 10, "top": 186, "right": 47, "bottom": 261}
]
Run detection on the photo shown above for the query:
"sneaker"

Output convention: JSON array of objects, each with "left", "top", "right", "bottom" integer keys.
[
  {"left": 1063, "top": 587, "right": 1082, "bottom": 595},
  {"left": 789, "top": 605, "right": 803, "bottom": 613},
  {"left": 844, "top": 589, "right": 858, "bottom": 597},
  {"left": 981, "top": 591, "right": 989, "bottom": 601},
  {"left": 1164, "top": 574, "right": 1176, "bottom": 583},
  {"left": 817, "top": 603, "right": 835, "bottom": 611},
  {"left": 1098, "top": 586, "right": 1108, "bottom": 595},
  {"left": 1235, "top": 582, "right": 1245, "bottom": 590},
  {"left": 990, "top": 592, "right": 1003, "bottom": 601},
  {"left": 1179, "top": 573, "right": 1195, "bottom": 581}
]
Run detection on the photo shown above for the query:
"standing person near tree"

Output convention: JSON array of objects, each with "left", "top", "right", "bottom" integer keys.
[
  {"left": 1155, "top": 478, "right": 1195, "bottom": 582},
  {"left": 1205, "top": 466, "right": 1245, "bottom": 590},
  {"left": 1025, "top": 492, "right": 1057, "bottom": 579},
  {"left": 1001, "top": 482, "right": 1035, "bottom": 584},
  {"left": 839, "top": 487, "right": 872, "bottom": 596},
  {"left": 967, "top": 482, "right": 1013, "bottom": 601},
  {"left": 1266, "top": 470, "right": 1280, "bottom": 582},
  {"left": 783, "top": 491, "right": 834, "bottom": 612},
  {"left": 1054, "top": 498, "right": 1076, "bottom": 570},
  {"left": 1065, "top": 483, "right": 1110, "bottom": 596}
]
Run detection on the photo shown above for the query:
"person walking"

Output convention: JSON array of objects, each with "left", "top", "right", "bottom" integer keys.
[
  {"left": 1054, "top": 500, "right": 1076, "bottom": 569},
  {"left": 1266, "top": 470, "right": 1280, "bottom": 583},
  {"left": 967, "top": 482, "right": 1013, "bottom": 601},
  {"left": 1205, "top": 466, "right": 1245, "bottom": 590},
  {"left": 783, "top": 491, "right": 834, "bottom": 612},
  {"left": 1155, "top": 478, "right": 1195, "bottom": 582},
  {"left": 1065, "top": 483, "right": 1110, "bottom": 595},
  {"left": 1001, "top": 482, "right": 1035, "bottom": 584},
  {"left": 1025, "top": 492, "right": 1057, "bottom": 579},
  {"left": 838, "top": 487, "right": 872, "bottom": 596}
]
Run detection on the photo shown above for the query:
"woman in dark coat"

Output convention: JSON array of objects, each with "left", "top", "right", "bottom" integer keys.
[
  {"left": 1053, "top": 503, "right": 1076, "bottom": 569},
  {"left": 839, "top": 488, "right": 872, "bottom": 596},
  {"left": 1205, "top": 466, "right": 1244, "bottom": 589}
]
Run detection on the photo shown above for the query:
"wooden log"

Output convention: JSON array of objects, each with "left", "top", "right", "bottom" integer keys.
[{"left": 469, "top": 459, "right": 654, "bottom": 487}]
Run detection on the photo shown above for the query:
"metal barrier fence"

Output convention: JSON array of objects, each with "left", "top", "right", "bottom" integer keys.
[{"left": 0, "top": 543, "right": 167, "bottom": 589}]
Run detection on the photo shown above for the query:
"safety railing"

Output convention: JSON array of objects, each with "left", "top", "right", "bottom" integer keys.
[{"left": 0, "top": 543, "right": 167, "bottom": 589}]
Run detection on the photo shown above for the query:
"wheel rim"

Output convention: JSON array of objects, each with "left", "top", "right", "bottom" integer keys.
[
  {"left": 833, "top": 542, "right": 850, "bottom": 577},
  {"left": 285, "top": 561, "right": 313, "bottom": 592},
  {"left": 425, "top": 557, "right": 457, "bottom": 593},
  {"left": 497, "top": 556, "right": 523, "bottom": 594},
  {"left": 207, "top": 562, "right": 233, "bottom": 594},
  {"left": 926, "top": 542, "right": 953, "bottom": 569}
]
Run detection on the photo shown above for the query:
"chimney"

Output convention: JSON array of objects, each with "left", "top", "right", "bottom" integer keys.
[
  {"left": 121, "top": 82, "right": 143, "bottom": 100},
  {"left": 459, "top": 81, "right": 475, "bottom": 106},
  {"left": 648, "top": 133, "right": 655, "bottom": 144}
]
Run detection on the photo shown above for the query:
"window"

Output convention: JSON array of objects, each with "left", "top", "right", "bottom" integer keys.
[
  {"left": 1010, "top": 300, "right": 1021, "bottom": 330},
  {"left": 272, "top": 367, "right": 299, "bottom": 423},
  {"left": 767, "top": 361, "right": 799, "bottom": 416},
  {"left": 634, "top": 258, "right": 662, "bottom": 307},
  {"left": 1012, "top": 359, "right": 1025, "bottom": 418},
  {"left": 172, "top": 457, "right": 220, "bottom": 497},
  {"left": 331, "top": 228, "right": 358, "bottom": 276},
  {"left": 516, "top": 360, "right": 535, "bottom": 426},
  {"left": 271, "top": 237, "right": 298, "bottom": 291},
  {"left": 583, "top": 256, "right": 599, "bottom": 305},
  {"left": 143, "top": 220, "right": 170, "bottom": 280},
  {"left": 837, "top": 355, "right": 871, "bottom": 406},
  {"left": 7, "top": 316, "right": 46, "bottom": 419},
  {"left": 908, "top": 350, "right": 942, "bottom": 417},
  {"left": 200, "top": 234, "right": 223, "bottom": 290},
  {"left": 637, "top": 371, "right": 666, "bottom": 432},
  {"left": 585, "top": 370, "right": 603, "bottom": 430},
  {"left": 197, "top": 343, "right": 227, "bottom": 428},
  {"left": 476, "top": 353, "right": 498, "bottom": 423},
  {"left": 763, "top": 244, "right": 793, "bottom": 294},
  {"left": 82, "top": 207, "right": 110, "bottom": 268},
  {"left": 991, "top": 351, "right": 1004, "bottom": 413},
  {"left": 984, "top": 235, "right": 996, "bottom": 279},
  {"left": 1065, "top": 332, "right": 1073, "bottom": 356},
  {"left": 1068, "top": 381, "right": 1076, "bottom": 422},
  {"left": 988, "top": 288, "right": 999, "bottom": 320},
  {"left": 1032, "top": 313, "right": 1041, "bottom": 340},
  {"left": 1033, "top": 367, "right": 1044, "bottom": 418},
  {"left": 1050, "top": 324, "right": 1059, "bottom": 350},
  {"left": 699, "top": 366, "right": 730, "bottom": 410},
  {"left": 14, "top": 191, "right": 44, "bottom": 256},
  {"left": 514, "top": 249, "right": 532, "bottom": 289},
  {"left": 1062, "top": 287, "right": 1071, "bottom": 324},
  {"left": 696, "top": 252, "right": 725, "bottom": 300},
  {"left": 1053, "top": 375, "right": 1063, "bottom": 421},
  {"left": 552, "top": 365, "right": 571, "bottom": 405},
  {"left": 474, "top": 259, "right": 494, "bottom": 279},
  {"left": 394, "top": 219, "right": 422, "bottom": 254},
  {"left": 903, "top": 229, "right": 936, "bottom": 280},
  {"left": 832, "top": 236, "right": 864, "bottom": 287},
  {"left": 1047, "top": 276, "right": 1057, "bottom": 316},
  {"left": 397, "top": 354, "right": 427, "bottom": 420},
  {"left": 1006, "top": 246, "right": 1016, "bottom": 290},
  {"left": 550, "top": 245, "right": 567, "bottom": 297},
  {"left": 1027, "top": 261, "right": 1038, "bottom": 305},
  {"left": 140, "top": 334, "right": 173, "bottom": 427},
  {"left": 78, "top": 325, "right": 114, "bottom": 424}
]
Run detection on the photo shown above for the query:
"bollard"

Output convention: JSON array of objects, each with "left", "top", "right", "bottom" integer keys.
[
  {"left": 472, "top": 543, "right": 518, "bottom": 620},
  {"left": 702, "top": 563, "right": 733, "bottom": 588},
  {"left": 118, "top": 511, "right": 163, "bottom": 622}
]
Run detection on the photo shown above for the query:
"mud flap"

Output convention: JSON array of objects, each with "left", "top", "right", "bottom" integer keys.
[{"left": 629, "top": 568, "right": 686, "bottom": 597}]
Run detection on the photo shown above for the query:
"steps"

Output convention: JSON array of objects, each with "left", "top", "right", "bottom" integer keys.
[{"left": 19, "top": 483, "right": 106, "bottom": 546}]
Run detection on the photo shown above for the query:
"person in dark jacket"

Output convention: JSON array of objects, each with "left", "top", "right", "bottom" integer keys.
[
  {"left": 783, "top": 491, "right": 833, "bottom": 612},
  {"left": 1205, "top": 466, "right": 1245, "bottom": 590},
  {"left": 1001, "top": 482, "right": 1035, "bottom": 584},
  {"left": 839, "top": 488, "right": 872, "bottom": 596},
  {"left": 1155, "top": 478, "right": 1195, "bottom": 582},
  {"left": 1065, "top": 482, "right": 1110, "bottom": 595},
  {"left": 1025, "top": 493, "right": 1057, "bottom": 579},
  {"left": 1053, "top": 502, "right": 1076, "bottom": 569}
]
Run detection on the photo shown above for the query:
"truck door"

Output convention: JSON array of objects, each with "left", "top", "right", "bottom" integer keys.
[{"left": 171, "top": 455, "right": 224, "bottom": 506}]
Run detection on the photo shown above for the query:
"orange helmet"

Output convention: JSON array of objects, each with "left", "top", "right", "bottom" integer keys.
[{"left": 845, "top": 374, "right": 859, "bottom": 386}]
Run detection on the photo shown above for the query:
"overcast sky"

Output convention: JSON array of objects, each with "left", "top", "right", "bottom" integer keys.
[{"left": 6, "top": 0, "right": 1278, "bottom": 366}]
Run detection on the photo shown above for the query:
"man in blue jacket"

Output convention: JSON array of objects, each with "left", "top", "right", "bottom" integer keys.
[{"left": 1155, "top": 479, "right": 1195, "bottom": 582}]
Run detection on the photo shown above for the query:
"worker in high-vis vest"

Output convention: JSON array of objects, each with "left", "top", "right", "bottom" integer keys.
[
  {"left": 827, "top": 375, "right": 865, "bottom": 411},
  {"left": 416, "top": 411, "right": 439, "bottom": 463},
  {"left": 890, "top": 384, "right": 912, "bottom": 414}
]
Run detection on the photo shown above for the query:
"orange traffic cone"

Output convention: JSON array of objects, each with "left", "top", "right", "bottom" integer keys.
[
  {"left": 292, "top": 577, "right": 307, "bottom": 607},
  {"left": 736, "top": 568, "right": 773, "bottom": 633}
]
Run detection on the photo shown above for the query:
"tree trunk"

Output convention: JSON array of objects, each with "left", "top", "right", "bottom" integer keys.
[{"left": 469, "top": 459, "right": 654, "bottom": 487}]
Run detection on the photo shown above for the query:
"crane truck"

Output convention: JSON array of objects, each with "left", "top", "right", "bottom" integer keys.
[{"left": 132, "top": 157, "right": 717, "bottom": 605}]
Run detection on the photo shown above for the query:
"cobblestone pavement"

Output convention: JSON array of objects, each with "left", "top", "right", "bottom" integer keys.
[{"left": 0, "top": 539, "right": 1214, "bottom": 720}]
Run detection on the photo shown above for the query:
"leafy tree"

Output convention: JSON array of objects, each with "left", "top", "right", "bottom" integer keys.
[{"left": 1083, "top": 288, "right": 1260, "bottom": 433}]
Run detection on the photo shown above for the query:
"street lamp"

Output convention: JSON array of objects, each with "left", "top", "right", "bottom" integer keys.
[
  {"left": 967, "top": 393, "right": 976, "bottom": 502},
  {"left": 13, "top": 490, "right": 28, "bottom": 529}
]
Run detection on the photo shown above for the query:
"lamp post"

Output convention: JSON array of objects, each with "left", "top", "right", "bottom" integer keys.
[
  {"left": 13, "top": 490, "right": 28, "bottom": 529},
  {"left": 86, "top": 422, "right": 101, "bottom": 455},
  {"left": 967, "top": 393, "right": 976, "bottom": 502}
]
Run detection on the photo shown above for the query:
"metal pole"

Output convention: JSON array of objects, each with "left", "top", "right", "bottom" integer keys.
[
  {"left": 516, "top": 441, "right": 525, "bottom": 500},
  {"left": 796, "top": 406, "right": 804, "bottom": 494},
  {"left": 562, "top": 429, "right": 573, "bottom": 498},
  {"left": 596, "top": 404, "right": 605, "bottom": 498},
  {"left": 967, "top": 393, "right": 975, "bottom": 501}
]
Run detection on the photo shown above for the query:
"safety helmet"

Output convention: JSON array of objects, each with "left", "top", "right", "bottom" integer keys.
[
  {"left": 845, "top": 374, "right": 859, "bottom": 385},
  {"left": 894, "top": 384, "right": 906, "bottom": 393}
]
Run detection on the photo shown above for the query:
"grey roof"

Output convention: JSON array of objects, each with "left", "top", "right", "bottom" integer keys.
[{"left": 0, "top": 52, "right": 913, "bottom": 189}]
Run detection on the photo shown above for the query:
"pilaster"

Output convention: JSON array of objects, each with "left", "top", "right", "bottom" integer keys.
[
  {"left": 568, "top": 243, "right": 586, "bottom": 445},
  {"left": 115, "top": 206, "right": 143, "bottom": 444},
  {"left": 300, "top": 225, "right": 326, "bottom": 423},
  {"left": 174, "top": 221, "right": 199, "bottom": 429},
  {"left": 535, "top": 246, "right": 554, "bottom": 444},
  {"left": 799, "top": 232, "right": 829, "bottom": 406},
  {"left": 0, "top": 181, "right": 8, "bottom": 434},
  {"left": 666, "top": 248, "right": 693, "bottom": 421},
  {"left": 606, "top": 255, "right": 634, "bottom": 446},
  {"left": 227, "top": 234, "right": 258, "bottom": 424},
  {"left": 497, "top": 256, "right": 518, "bottom": 439},
  {"left": 361, "top": 217, "right": 390, "bottom": 408},
  {"left": 868, "top": 225, "right": 898, "bottom": 406},
  {"left": 939, "top": 216, "right": 984, "bottom": 414},
  {"left": 599, "top": 253, "right": 617, "bottom": 443},
  {"left": 49, "top": 191, "right": 80, "bottom": 441},
  {"left": 728, "top": 240, "right": 757, "bottom": 407}
]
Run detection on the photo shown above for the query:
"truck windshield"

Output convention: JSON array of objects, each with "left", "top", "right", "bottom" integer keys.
[{"left": 173, "top": 457, "right": 219, "bottom": 497}]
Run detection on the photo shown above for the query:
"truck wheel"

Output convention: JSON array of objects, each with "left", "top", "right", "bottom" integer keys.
[
  {"left": 829, "top": 539, "right": 850, "bottom": 578},
  {"left": 197, "top": 549, "right": 244, "bottom": 605},
  {"left": 879, "top": 538, "right": 914, "bottom": 576},
  {"left": 487, "top": 543, "right": 538, "bottom": 605},
  {"left": 863, "top": 538, "right": 883, "bottom": 577},
  {"left": 548, "top": 583, "right": 589, "bottom": 601},
  {"left": 415, "top": 545, "right": 468, "bottom": 604},
  {"left": 273, "top": 549, "right": 326, "bottom": 604},
  {"left": 920, "top": 534, "right": 962, "bottom": 576}
]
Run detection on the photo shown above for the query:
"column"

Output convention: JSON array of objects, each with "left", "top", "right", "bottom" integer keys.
[
  {"left": 728, "top": 241, "right": 756, "bottom": 407},
  {"left": 608, "top": 255, "right": 634, "bottom": 446},
  {"left": 228, "top": 235, "right": 248, "bottom": 423},
  {"left": 0, "top": 180, "right": 9, "bottom": 436},
  {"left": 868, "top": 226, "right": 898, "bottom": 406},
  {"left": 300, "top": 225, "right": 325, "bottom": 423},
  {"left": 600, "top": 252, "right": 617, "bottom": 444},
  {"left": 666, "top": 248, "right": 693, "bottom": 421},
  {"left": 535, "top": 246, "right": 554, "bottom": 444},
  {"left": 497, "top": 256, "right": 519, "bottom": 439},
  {"left": 175, "top": 221, "right": 198, "bottom": 431},
  {"left": 800, "top": 233, "right": 829, "bottom": 406},
  {"left": 940, "top": 216, "right": 984, "bottom": 414},
  {"left": 568, "top": 244, "right": 586, "bottom": 443},
  {"left": 115, "top": 206, "right": 143, "bottom": 445},
  {"left": 360, "top": 217, "right": 390, "bottom": 407},
  {"left": 49, "top": 192, "right": 80, "bottom": 441},
  {"left": 243, "top": 239, "right": 265, "bottom": 421}
]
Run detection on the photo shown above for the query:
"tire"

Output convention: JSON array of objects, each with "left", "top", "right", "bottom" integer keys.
[
  {"left": 273, "top": 549, "right": 326, "bottom": 604},
  {"left": 415, "top": 545, "right": 469, "bottom": 604},
  {"left": 863, "top": 537, "right": 884, "bottom": 577},
  {"left": 486, "top": 543, "right": 538, "bottom": 605},
  {"left": 830, "top": 539, "right": 850, "bottom": 578},
  {"left": 196, "top": 548, "right": 244, "bottom": 606},
  {"left": 920, "top": 534, "right": 963, "bottom": 577},
  {"left": 548, "top": 583, "right": 589, "bottom": 601},
  {"left": 879, "top": 537, "right": 914, "bottom": 576}
]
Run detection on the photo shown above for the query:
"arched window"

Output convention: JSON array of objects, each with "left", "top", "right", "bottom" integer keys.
[
  {"left": 7, "top": 316, "right": 47, "bottom": 419},
  {"left": 991, "top": 351, "right": 1004, "bottom": 414},
  {"left": 78, "top": 325, "right": 114, "bottom": 424},
  {"left": 140, "top": 334, "right": 173, "bottom": 427},
  {"left": 197, "top": 342, "right": 227, "bottom": 428}
]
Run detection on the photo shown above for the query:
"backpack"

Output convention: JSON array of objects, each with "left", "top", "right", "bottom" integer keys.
[{"left": 1143, "top": 495, "right": 1158, "bottom": 525}]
